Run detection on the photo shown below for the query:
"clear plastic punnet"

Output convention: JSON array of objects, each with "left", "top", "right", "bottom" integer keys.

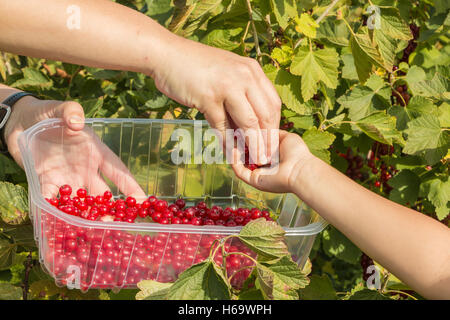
[{"left": 18, "top": 118, "right": 327, "bottom": 291}]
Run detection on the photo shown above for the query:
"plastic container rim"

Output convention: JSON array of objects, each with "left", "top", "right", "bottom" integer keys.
[{"left": 18, "top": 118, "right": 328, "bottom": 236}]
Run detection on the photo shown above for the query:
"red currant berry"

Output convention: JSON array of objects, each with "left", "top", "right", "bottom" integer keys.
[
  {"left": 172, "top": 217, "right": 182, "bottom": 224},
  {"left": 147, "top": 196, "right": 157, "bottom": 206},
  {"left": 197, "top": 201, "right": 207, "bottom": 210},
  {"left": 215, "top": 219, "right": 225, "bottom": 226},
  {"left": 85, "top": 196, "right": 95, "bottom": 206},
  {"left": 250, "top": 208, "right": 261, "bottom": 219},
  {"left": 138, "top": 208, "right": 148, "bottom": 218},
  {"left": 125, "top": 196, "right": 136, "bottom": 208},
  {"left": 49, "top": 198, "right": 59, "bottom": 206},
  {"left": 154, "top": 199, "right": 168, "bottom": 212},
  {"left": 225, "top": 219, "right": 237, "bottom": 227},
  {"left": 59, "top": 184, "right": 72, "bottom": 196},
  {"left": 103, "top": 191, "right": 113, "bottom": 200},
  {"left": 141, "top": 200, "right": 151, "bottom": 209},
  {"left": 168, "top": 204, "right": 179, "bottom": 213},
  {"left": 151, "top": 211, "right": 162, "bottom": 222},
  {"left": 234, "top": 216, "right": 244, "bottom": 225},
  {"left": 375, "top": 181, "right": 381, "bottom": 187},
  {"left": 190, "top": 217, "right": 202, "bottom": 226},
  {"left": 65, "top": 239, "right": 77, "bottom": 252},
  {"left": 184, "top": 208, "right": 195, "bottom": 219},
  {"left": 175, "top": 199, "right": 186, "bottom": 209},
  {"left": 76, "top": 188, "right": 87, "bottom": 198},
  {"left": 181, "top": 217, "right": 190, "bottom": 224},
  {"left": 59, "top": 195, "right": 71, "bottom": 205},
  {"left": 209, "top": 210, "right": 220, "bottom": 221}
]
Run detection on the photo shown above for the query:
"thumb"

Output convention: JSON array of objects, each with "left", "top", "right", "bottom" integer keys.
[{"left": 54, "top": 101, "right": 85, "bottom": 131}]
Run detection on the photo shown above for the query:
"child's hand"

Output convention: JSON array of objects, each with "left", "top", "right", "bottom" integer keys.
[{"left": 231, "top": 131, "right": 316, "bottom": 193}]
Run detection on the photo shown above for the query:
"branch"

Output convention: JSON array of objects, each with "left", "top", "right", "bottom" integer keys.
[
  {"left": 245, "top": 0, "right": 262, "bottom": 63},
  {"left": 294, "top": 0, "right": 341, "bottom": 49},
  {"left": 22, "top": 252, "right": 34, "bottom": 300},
  {"left": 316, "top": 0, "right": 341, "bottom": 24}
]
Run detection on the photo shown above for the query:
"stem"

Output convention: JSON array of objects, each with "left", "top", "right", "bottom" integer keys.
[
  {"left": 391, "top": 86, "right": 407, "bottom": 106},
  {"left": 260, "top": 53, "right": 280, "bottom": 67},
  {"left": 384, "top": 289, "right": 418, "bottom": 300},
  {"left": 322, "top": 120, "right": 356, "bottom": 131},
  {"left": 341, "top": 16, "right": 355, "bottom": 36},
  {"left": 22, "top": 252, "right": 33, "bottom": 300},
  {"left": 264, "top": 14, "right": 273, "bottom": 51},
  {"left": 241, "top": 21, "right": 251, "bottom": 55},
  {"left": 294, "top": 0, "right": 341, "bottom": 49},
  {"left": 224, "top": 251, "right": 258, "bottom": 265},
  {"left": 245, "top": 0, "right": 262, "bottom": 63},
  {"left": 316, "top": 0, "right": 341, "bottom": 24},
  {"left": 228, "top": 265, "right": 255, "bottom": 283}
]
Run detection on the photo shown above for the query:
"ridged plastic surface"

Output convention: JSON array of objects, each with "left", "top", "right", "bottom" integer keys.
[{"left": 19, "top": 118, "right": 327, "bottom": 291}]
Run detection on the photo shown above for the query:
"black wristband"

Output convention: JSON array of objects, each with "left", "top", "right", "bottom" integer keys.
[{"left": 0, "top": 92, "right": 38, "bottom": 153}]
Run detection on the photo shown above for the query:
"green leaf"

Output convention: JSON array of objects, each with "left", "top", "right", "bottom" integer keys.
[
  {"left": 350, "top": 29, "right": 384, "bottom": 83},
  {"left": 294, "top": 13, "right": 318, "bottom": 38},
  {"left": 0, "top": 182, "right": 28, "bottom": 224},
  {"left": 302, "top": 128, "right": 336, "bottom": 164},
  {"left": 238, "top": 288, "right": 264, "bottom": 300},
  {"left": 11, "top": 67, "right": 52, "bottom": 89},
  {"left": 0, "top": 220, "right": 35, "bottom": 249},
  {"left": 136, "top": 280, "right": 172, "bottom": 300},
  {"left": 289, "top": 115, "right": 314, "bottom": 130},
  {"left": 0, "top": 239, "right": 17, "bottom": 271},
  {"left": 255, "top": 256, "right": 309, "bottom": 300},
  {"left": 322, "top": 226, "right": 361, "bottom": 265},
  {"left": 356, "top": 112, "right": 404, "bottom": 145},
  {"left": 238, "top": 218, "right": 289, "bottom": 259},
  {"left": 341, "top": 54, "right": 359, "bottom": 81},
  {"left": 316, "top": 19, "right": 350, "bottom": 46},
  {"left": 298, "top": 274, "right": 338, "bottom": 300},
  {"left": 406, "top": 66, "right": 449, "bottom": 99},
  {"left": 349, "top": 289, "right": 391, "bottom": 300},
  {"left": 201, "top": 28, "right": 241, "bottom": 50},
  {"left": 378, "top": 7, "right": 413, "bottom": 41},
  {"left": 337, "top": 74, "right": 391, "bottom": 121},
  {"left": 263, "top": 65, "right": 309, "bottom": 115},
  {"left": 438, "top": 102, "right": 450, "bottom": 127},
  {"left": 166, "top": 259, "right": 230, "bottom": 300},
  {"left": 420, "top": 177, "right": 450, "bottom": 220},
  {"left": 0, "top": 283, "right": 22, "bottom": 300},
  {"left": 388, "top": 170, "right": 421, "bottom": 205},
  {"left": 403, "top": 115, "right": 450, "bottom": 165},
  {"left": 271, "top": 45, "right": 293, "bottom": 67},
  {"left": 81, "top": 98, "right": 104, "bottom": 118},
  {"left": 270, "top": 0, "right": 297, "bottom": 29},
  {"left": 388, "top": 96, "right": 437, "bottom": 130},
  {"left": 374, "top": 28, "right": 398, "bottom": 71},
  {"left": 291, "top": 47, "right": 339, "bottom": 101}
]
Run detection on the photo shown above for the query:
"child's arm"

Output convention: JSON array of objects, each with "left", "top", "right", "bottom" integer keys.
[
  {"left": 0, "top": 0, "right": 280, "bottom": 162},
  {"left": 232, "top": 131, "right": 450, "bottom": 299}
]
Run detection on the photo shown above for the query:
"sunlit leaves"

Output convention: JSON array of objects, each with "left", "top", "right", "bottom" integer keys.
[{"left": 291, "top": 47, "right": 339, "bottom": 101}]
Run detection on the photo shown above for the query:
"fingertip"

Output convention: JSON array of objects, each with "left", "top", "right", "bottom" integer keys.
[{"left": 68, "top": 116, "right": 85, "bottom": 131}]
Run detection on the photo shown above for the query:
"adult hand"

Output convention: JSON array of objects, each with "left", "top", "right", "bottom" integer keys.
[
  {"left": 3, "top": 95, "right": 145, "bottom": 199},
  {"left": 152, "top": 38, "right": 282, "bottom": 164}
]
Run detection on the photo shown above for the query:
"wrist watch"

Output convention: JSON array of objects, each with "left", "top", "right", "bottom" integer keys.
[{"left": 0, "top": 92, "right": 38, "bottom": 153}]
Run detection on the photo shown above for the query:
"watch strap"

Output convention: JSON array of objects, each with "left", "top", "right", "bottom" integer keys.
[{"left": 0, "top": 92, "right": 38, "bottom": 153}]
